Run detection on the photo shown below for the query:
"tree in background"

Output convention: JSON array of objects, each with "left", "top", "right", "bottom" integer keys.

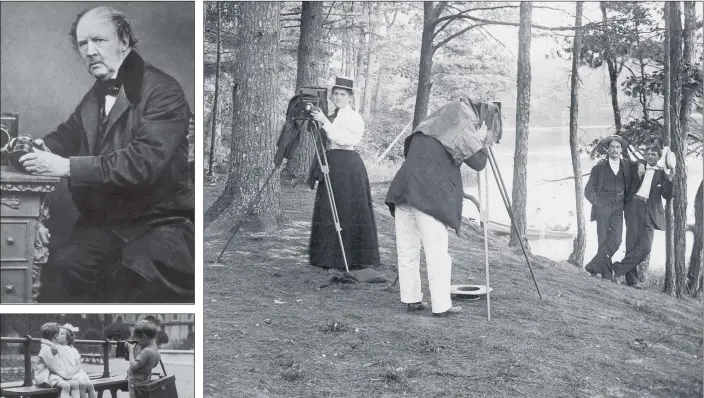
[
  {"left": 688, "top": 181, "right": 703, "bottom": 295},
  {"left": 207, "top": 1, "right": 222, "bottom": 177},
  {"left": 665, "top": 1, "right": 688, "bottom": 298},
  {"left": 509, "top": 2, "right": 532, "bottom": 252},
  {"left": 204, "top": 2, "right": 285, "bottom": 232},
  {"left": 567, "top": 2, "right": 586, "bottom": 267}
]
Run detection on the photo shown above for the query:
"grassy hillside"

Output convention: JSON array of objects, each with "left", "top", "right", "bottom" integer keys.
[{"left": 204, "top": 181, "right": 702, "bottom": 398}]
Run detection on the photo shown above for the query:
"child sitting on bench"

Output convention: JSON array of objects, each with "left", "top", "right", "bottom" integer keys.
[
  {"left": 34, "top": 322, "right": 79, "bottom": 398},
  {"left": 41, "top": 324, "right": 97, "bottom": 398}
]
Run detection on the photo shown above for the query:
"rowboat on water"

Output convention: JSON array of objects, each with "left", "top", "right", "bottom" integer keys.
[{"left": 487, "top": 221, "right": 574, "bottom": 240}]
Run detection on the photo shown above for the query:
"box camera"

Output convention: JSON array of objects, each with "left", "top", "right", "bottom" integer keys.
[
  {"left": 116, "top": 340, "right": 138, "bottom": 360},
  {"left": 296, "top": 87, "right": 328, "bottom": 120},
  {"left": 5, "top": 134, "right": 36, "bottom": 173},
  {"left": 1, "top": 113, "right": 19, "bottom": 163}
]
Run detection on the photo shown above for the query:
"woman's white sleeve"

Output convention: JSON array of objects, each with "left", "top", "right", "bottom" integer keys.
[{"left": 322, "top": 112, "right": 364, "bottom": 146}]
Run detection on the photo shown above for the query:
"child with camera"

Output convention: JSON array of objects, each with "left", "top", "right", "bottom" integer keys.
[
  {"left": 126, "top": 320, "right": 162, "bottom": 398},
  {"left": 34, "top": 322, "right": 79, "bottom": 398}
]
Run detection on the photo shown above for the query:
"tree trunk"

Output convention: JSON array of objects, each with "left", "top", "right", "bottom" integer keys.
[
  {"left": 687, "top": 181, "right": 703, "bottom": 294},
  {"left": 633, "top": 13, "right": 649, "bottom": 120},
  {"left": 600, "top": 2, "right": 622, "bottom": 133},
  {"left": 286, "top": 1, "right": 328, "bottom": 183},
  {"left": 509, "top": 1, "right": 532, "bottom": 252},
  {"left": 662, "top": 2, "right": 675, "bottom": 295},
  {"left": 412, "top": 2, "right": 437, "bottom": 129},
  {"left": 207, "top": 2, "right": 222, "bottom": 177},
  {"left": 204, "top": 2, "right": 284, "bottom": 231},
  {"left": 567, "top": 2, "right": 585, "bottom": 267},
  {"left": 345, "top": 31, "right": 355, "bottom": 79},
  {"left": 679, "top": 2, "right": 695, "bottom": 136},
  {"left": 355, "top": 27, "right": 366, "bottom": 109},
  {"left": 372, "top": 65, "right": 384, "bottom": 113},
  {"left": 362, "top": 4, "right": 381, "bottom": 120},
  {"left": 668, "top": 1, "right": 687, "bottom": 299}
]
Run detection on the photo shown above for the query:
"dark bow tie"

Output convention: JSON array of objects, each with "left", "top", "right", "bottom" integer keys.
[{"left": 96, "top": 78, "right": 121, "bottom": 97}]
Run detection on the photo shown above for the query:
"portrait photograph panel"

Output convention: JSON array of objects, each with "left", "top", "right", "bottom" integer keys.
[
  {"left": 0, "top": 313, "right": 195, "bottom": 397},
  {"left": 0, "top": 2, "right": 196, "bottom": 304}
]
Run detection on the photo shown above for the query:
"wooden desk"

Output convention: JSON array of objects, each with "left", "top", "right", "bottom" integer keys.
[{"left": 0, "top": 165, "right": 59, "bottom": 303}]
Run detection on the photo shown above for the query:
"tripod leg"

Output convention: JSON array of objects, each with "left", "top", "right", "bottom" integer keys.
[
  {"left": 478, "top": 168, "right": 491, "bottom": 321},
  {"left": 486, "top": 147, "right": 542, "bottom": 300},
  {"left": 312, "top": 126, "right": 351, "bottom": 273}
]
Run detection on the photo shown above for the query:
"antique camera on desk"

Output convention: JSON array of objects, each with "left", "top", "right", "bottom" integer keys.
[
  {"left": 1, "top": 113, "right": 37, "bottom": 173},
  {"left": 1, "top": 113, "right": 19, "bottom": 161}
]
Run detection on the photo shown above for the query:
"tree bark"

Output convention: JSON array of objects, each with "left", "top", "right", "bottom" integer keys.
[
  {"left": 600, "top": 2, "right": 622, "bottom": 133},
  {"left": 204, "top": 2, "right": 284, "bottom": 231},
  {"left": 509, "top": 1, "right": 532, "bottom": 252},
  {"left": 412, "top": 2, "right": 438, "bottom": 129},
  {"left": 567, "top": 2, "right": 585, "bottom": 267},
  {"left": 662, "top": 2, "right": 675, "bottom": 295},
  {"left": 688, "top": 181, "right": 703, "bottom": 294},
  {"left": 680, "top": 2, "right": 695, "bottom": 135},
  {"left": 286, "top": 1, "right": 328, "bottom": 183},
  {"left": 372, "top": 65, "right": 384, "bottom": 113},
  {"left": 207, "top": 2, "right": 222, "bottom": 177},
  {"left": 362, "top": 3, "right": 382, "bottom": 120},
  {"left": 668, "top": 1, "right": 687, "bottom": 299}
]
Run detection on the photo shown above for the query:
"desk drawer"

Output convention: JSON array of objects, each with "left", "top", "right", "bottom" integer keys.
[
  {"left": 0, "top": 267, "right": 28, "bottom": 303},
  {"left": 0, "top": 192, "right": 41, "bottom": 218},
  {"left": 0, "top": 221, "right": 31, "bottom": 261}
]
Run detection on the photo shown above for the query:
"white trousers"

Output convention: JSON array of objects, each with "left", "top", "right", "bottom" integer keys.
[{"left": 394, "top": 204, "right": 452, "bottom": 314}]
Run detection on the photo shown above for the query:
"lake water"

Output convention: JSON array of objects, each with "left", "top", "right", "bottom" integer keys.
[{"left": 462, "top": 130, "right": 702, "bottom": 272}]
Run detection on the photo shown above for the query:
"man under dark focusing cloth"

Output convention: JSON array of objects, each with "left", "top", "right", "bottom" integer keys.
[{"left": 18, "top": 6, "right": 194, "bottom": 303}]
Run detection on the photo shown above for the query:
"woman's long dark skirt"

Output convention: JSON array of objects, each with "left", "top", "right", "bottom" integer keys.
[{"left": 309, "top": 149, "right": 380, "bottom": 270}]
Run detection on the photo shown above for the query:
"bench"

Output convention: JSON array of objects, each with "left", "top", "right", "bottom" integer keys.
[
  {"left": 1, "top": 375, "right": 128, "bottom": 398},
  {"left": 1, "top": 337, "right": 128, "bottom": 398},
  {"left": 81, "top": 353, "right": 103, "bottom": 364}
]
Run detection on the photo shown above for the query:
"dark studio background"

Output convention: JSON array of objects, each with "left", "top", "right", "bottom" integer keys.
[{"left": 0, "top": 1, "right": 195, "bottom": 248}]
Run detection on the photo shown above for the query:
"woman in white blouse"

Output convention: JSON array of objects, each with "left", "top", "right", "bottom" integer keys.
[{"left": 307, "top": 77, "right": 380, "bottom": 270}]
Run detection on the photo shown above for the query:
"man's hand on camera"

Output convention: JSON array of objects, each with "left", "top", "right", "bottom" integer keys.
[
  {"left": 310, "top": 109, "right": 329, "bottom": 124},
  {"left": 126, "top": 342, "right": 135, "bottom": 352},
  {"left": 33, "top": 138, "right": 50, "bottom": 152},
  {"left": 19, "top": 151, "right": 70, "bottom": 177}
]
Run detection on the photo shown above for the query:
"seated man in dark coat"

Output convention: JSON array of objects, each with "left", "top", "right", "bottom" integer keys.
[
  {"left": 19, "top": 6, "right": 194, "bottom": 303},
  {"left": 385, "top": 99, "right": 499, "bottom": 317}
]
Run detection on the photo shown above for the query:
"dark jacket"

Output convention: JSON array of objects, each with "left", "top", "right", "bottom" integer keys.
[
  {"left": 630, "top": 169, "right": 673, "bottom": 230},
  {"left": 43, "top": 51, "right": 194, "bottom": 291},
  {"left": 385, "top": 132, "right": 487, "bottom": 234},
  {"left": 584, "top": 158, "right": 642, "bottom": 222}
]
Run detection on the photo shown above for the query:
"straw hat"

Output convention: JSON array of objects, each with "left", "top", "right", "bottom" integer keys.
[{"left": 598, "top": 135, "right": 628, "bottom": 150}]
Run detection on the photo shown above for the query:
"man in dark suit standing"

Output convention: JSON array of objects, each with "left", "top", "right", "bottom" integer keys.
[
  {"left": 584, "top": 136, "right": 644, "bottom": 279},
  {"left": 612, "top": 145, "right": 674, "bottom": 289},
  {"left": 18, "top": 6, "right": 194, "bottom": 303}
]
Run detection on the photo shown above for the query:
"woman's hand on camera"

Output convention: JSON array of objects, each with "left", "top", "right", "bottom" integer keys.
[{"left": 310, "top": 109, "right": 328, "bottom": 124}]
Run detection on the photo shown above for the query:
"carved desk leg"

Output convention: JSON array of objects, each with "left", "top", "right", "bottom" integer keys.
[{"left": 32, "top": 193, "right": 51, "bottom": 303}]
